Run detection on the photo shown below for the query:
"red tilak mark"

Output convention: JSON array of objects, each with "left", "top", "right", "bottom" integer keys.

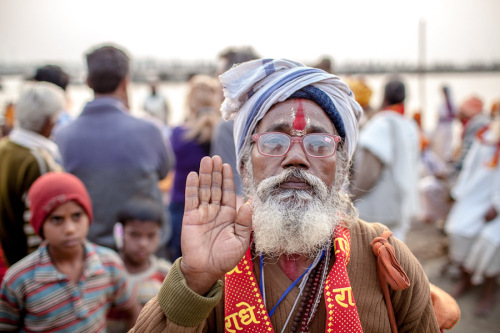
[{"left": 293, "top": 99, "right": 306, "bottom": 131}]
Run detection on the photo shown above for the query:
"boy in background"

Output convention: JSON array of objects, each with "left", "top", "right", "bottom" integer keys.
[
  {"left": 0, "top": 172, "right": 140, "bottom": 332},
  {"left": 107, "top": 196, "right": 172, "bottom": 332}
]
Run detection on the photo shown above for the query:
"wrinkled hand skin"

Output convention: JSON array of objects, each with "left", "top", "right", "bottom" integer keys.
[{"left": 180, "top": 155, "right": 253, "bottom": 295}]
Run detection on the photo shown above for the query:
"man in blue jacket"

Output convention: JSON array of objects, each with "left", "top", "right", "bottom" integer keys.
[{"left": 55, "top": 44, "right": 174, "bottom": 258}]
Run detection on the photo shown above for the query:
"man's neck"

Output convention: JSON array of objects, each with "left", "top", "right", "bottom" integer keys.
[
  {"left": 94, "top": 92, "right": 122, "bottom": 101},
  {"left": 93, "top": 89, "right": 129, "bottom": 109},
  {"left": 277, "top": 254, "right": 314, "bottom": 281},
  {"left": 382, "top": 103, "right": 405, "bottom": 116}
]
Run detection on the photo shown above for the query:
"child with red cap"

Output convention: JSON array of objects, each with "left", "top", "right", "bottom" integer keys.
[{"left": 0, "top": 172, "right": 141, "bottom": 332}]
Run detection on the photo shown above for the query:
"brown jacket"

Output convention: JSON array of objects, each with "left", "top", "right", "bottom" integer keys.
[{"left": 130, "top": 220, "right": 439, "bottom": 332}]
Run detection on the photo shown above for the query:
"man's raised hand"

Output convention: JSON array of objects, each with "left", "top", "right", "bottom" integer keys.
[{"left": 180, "top": 155, "right": 252, "bottom": 295}]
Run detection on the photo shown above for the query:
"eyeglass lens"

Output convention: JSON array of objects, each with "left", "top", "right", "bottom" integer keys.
[{"left": 258, "top": 133, "right": 336, "bottom": 157}]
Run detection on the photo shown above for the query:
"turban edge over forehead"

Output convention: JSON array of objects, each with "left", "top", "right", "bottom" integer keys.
[{"left": 219, "top": 58, "right": 363, "bottom": 173}]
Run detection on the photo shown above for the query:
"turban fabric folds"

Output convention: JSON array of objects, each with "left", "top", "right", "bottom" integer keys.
[{"left": 219, "top": 59, "right": 362, "bottom": 173}]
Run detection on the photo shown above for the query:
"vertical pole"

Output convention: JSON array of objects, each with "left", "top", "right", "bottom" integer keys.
[{"left": 418, "top": 19, "right": 427, "bottom": 130}]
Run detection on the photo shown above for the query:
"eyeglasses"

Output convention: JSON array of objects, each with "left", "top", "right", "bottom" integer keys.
[{"left": 252, "top": 132, "right": 341, "bottom": 158}]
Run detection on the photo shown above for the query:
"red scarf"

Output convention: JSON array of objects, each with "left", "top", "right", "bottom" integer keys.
[
  {"left": 224, "top": 227, "right": 363, "bottom": 332},
  {"left": 383, "top": 103, "right": 405, "bottom": 116},
  {"left": 476, "top": 125, "right": 500, "bottom": 168}
]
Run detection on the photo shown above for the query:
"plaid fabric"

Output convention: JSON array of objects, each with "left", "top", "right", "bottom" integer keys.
[{"left": 0, "top": 241, "right": 135, "bottom": 332}]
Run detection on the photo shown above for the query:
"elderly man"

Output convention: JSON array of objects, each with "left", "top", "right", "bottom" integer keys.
[
  {"left": 0, "top": 82, "right": 64, "bottom": 271},
  {"left": 31, "top": 64, "right": 73, "bottom": 135},
  {"left": 454, "top": 96, "right": 490, "bottom": 174},
  {"left": 131, "top": 59, "right": 439, "bottom": 332}
]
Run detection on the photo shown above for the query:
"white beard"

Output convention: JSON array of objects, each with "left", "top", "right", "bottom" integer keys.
[{"left": 247, "top": 168, "right": 341, "bottom": 259}]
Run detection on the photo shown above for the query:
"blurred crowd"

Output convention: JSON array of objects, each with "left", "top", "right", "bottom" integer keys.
[
  {"left": 0, "top": 43, "right": 498, "bottom": 331},
  {"left": 347, "top": 74, "right": 500, "bottom": 319}
]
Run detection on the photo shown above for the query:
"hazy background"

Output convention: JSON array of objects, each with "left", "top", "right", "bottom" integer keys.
[
  {"left": 1, "top": 0, "right": 499, "bottom": 131},
  {"left": 1, "top": 0, "right": 499, "bottom": 65}
]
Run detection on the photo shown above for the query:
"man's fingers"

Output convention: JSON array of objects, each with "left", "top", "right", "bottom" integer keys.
[
  {"left": 211, "top": 156, "right": 223, "bottom": 206},
  {"left": 234, "top": 200, "right": 253, "bottom": 242},
  {"left": 221, "top": 163, "right": 236, "bottom": 208},
  {"left": 198, "top": 156, "right": 214, "bottom": 205},
  {"left": 184, "top": 171, "right": 200, "bottom": 213}
]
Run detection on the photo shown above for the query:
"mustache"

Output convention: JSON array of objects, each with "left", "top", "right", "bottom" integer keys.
[{"left": 255, "top": 168, "right": 329, "bottom": 201}]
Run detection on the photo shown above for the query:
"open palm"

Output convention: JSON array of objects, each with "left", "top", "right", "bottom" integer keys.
[{"left": 180, "top": 156, "right": 252, "bottom": 295}]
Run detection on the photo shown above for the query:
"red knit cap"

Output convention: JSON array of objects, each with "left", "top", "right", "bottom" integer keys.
[{"left": 28, "top": 172, "right": 93, "bottom": 238}]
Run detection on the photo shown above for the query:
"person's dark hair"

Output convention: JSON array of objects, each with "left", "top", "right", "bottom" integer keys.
[
  {"left": 116, "top": 196, "right": 163, "bottom": 227},
  {"left": 86, "top": 45, "right": 130, "bottom": 93},
  {"left": 218, "top": 46, "right": 260, "bottom": 72},
  {"left": 33, "top": 65, "right": 70, "bottom": 91},
  {"left": 383, "top": 78, "right": 406, "bottom": 105}
]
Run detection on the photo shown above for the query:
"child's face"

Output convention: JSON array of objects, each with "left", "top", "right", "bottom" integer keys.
[
  {"left": 43, "top": 201, "right": 89, "bottom": 251},
  {"left": 122, "top": 220, "right": 160, "bottom": 264}
]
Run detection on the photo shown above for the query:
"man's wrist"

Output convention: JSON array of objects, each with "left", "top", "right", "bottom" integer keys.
[
  {"left": 158, "top": 258, "right": 223, "bottom": 327},
  {"left": 180, "top": 258, "right": 221, "bottom": 296}
]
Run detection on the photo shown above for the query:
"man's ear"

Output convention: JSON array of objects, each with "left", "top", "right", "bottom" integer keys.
[
  {"left": 115, "top": 77, "right": 130, "bottom": 109},
  {"left": 119, "top": 75, "right": 129, "bottom": 90},
  {"left": 39, "top": 117, "right": 55, "bottom": 138}
]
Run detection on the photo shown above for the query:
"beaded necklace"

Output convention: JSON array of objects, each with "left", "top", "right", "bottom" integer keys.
[
  {"left": 224, "top": 227, "right": 363, "bottom": 333},
  {"left": 259, "top": 241, "right": 332, "bottom": 333}
]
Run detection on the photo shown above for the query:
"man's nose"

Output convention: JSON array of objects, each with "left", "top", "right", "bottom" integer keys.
[{"left": 281, "top": 140, "right": 310, "bottom": 169}]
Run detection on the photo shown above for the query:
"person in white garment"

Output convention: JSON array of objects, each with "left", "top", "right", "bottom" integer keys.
[
  {"left": 350, "top": 78, "right": 420, "bottom": 242},
  {"left": 444, "top": 112, "right": 500, "bottom": 317},
  {"left": 143, "top": 80, "right": 171, "bottom": 136},
  {"left": 431, "top": 85, "right": 457, "bottom": 163}
]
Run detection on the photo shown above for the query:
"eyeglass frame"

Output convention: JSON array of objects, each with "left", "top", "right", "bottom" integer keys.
[{"left": 251, "top": 132, "right": 342, "bottom": 158}]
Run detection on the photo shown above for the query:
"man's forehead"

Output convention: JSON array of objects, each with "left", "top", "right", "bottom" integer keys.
[{"left": 256, "top": 99, "right": 336, "bottom": 134}]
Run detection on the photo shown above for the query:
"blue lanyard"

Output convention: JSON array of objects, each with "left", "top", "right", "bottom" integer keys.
[{"left": 259, "top": 250, "right": 325, "bottom": 317}]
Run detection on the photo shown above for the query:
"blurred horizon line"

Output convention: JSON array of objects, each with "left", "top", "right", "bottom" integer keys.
[{"left": 1, "top": 58, "right": 500, "bottom": 84}]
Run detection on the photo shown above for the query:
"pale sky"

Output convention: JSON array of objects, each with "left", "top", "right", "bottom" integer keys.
[{"left": 1, "top": 0, "right": 499, "bottom": 65}]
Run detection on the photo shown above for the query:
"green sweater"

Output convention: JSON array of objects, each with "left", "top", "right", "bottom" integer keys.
[
  {"left": 0, "top": 138, "right": 60, "bottom": 266},
  {"left": 130, "top": 221, "right": 440, "bottom": 332}
]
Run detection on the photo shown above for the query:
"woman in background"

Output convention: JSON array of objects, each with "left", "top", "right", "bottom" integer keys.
[{"left": 167, "top": 75, "right": 221, "bottom": 261}]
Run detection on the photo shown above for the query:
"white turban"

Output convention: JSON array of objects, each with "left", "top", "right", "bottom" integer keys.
[{"left": 219, "top": 59, "right": 362, "bottom": 172}]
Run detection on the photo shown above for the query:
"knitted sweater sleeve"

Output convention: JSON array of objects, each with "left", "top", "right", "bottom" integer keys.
[
  {"left": 128, "top": 258, "right": 222, "bottom": 333},
  {"left": 390, "top": 236, "right": 440, "bottom": 332}
]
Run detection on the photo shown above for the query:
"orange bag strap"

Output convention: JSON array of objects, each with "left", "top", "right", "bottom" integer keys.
[
  {"left": 372, "top": 231, "right": 461, "bottom": 332},
  {"left": 371, "top": 230, "right": 411, "bottom": 333}
]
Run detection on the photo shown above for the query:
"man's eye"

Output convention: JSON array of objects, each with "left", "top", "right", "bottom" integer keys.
[
  {"left": 270, "top": 144, "right": 283, "bottom": 151},
  {"left": 72, "top": 212, "right": 82, "bottom": 221}
]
